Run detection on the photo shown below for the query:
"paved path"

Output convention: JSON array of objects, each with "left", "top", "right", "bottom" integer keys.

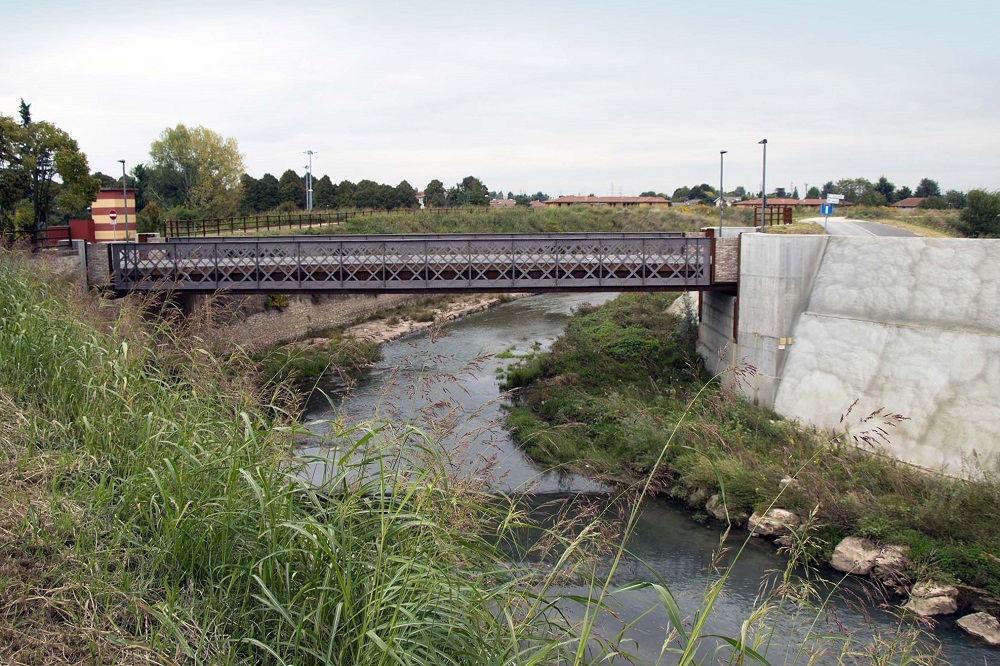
[{"left": 801, "top": 216, "right": 916, "bottom": 237}]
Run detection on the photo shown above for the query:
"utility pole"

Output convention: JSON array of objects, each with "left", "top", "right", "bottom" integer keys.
[
  {"left": 719, "top": 150, "right": 727, "bottom": 234},
  {"left": 118, "top": 159, "right": 129, "bottom": 241},
  {"left": 304, "top": 150, "right": 316, "bottom": 211},
  {"left": 758, "top": 139, "right": 768, "bottom": 232}
]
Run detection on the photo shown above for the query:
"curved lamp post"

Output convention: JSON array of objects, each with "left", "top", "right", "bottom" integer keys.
[{"left": 758, "top": 139, "right": 767, "bottom": 232}]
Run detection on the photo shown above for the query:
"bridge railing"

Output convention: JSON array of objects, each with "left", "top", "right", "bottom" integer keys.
[{"left": 112, "top": 233, "right": 712, "bottom": 294}]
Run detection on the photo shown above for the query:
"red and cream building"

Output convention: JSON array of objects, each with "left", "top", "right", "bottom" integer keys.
[{"left": 89, "top": 187, "right": 137, "bottom": 241}]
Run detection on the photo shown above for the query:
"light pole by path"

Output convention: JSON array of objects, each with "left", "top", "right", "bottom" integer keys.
[
  {"left": 758, "top": 139, "right": 767, "bottom": 232},
  {"left": 718, "top": 150, "right": 727, "bottom": 234},
  {"left": 118, "top": 159, "right": 129, "bottom": 241},
  {"left": 304, "top": 150, "right": 316, "bottom": 211}
]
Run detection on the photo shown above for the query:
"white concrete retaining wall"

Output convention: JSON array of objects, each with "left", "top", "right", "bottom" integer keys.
[{"left": 773, "top": 237, "right": 1000, "bottom": 472}]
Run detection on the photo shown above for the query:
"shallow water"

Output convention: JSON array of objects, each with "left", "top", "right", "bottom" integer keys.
[{"left": 302, "top": 293, "right": 993, "bottom": 665}]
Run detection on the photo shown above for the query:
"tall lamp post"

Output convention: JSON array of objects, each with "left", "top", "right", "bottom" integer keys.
[
  {"left": 118, "top": 159, "right": 129, "bottom": 241},
  {"left": 304, "top": 150, "right": 316, "bottom": 212},
  {"left": 758, "top": 139, "right": 767, "bottom": 232},
  {"left": 718, "top": 150, "right": 727, "bottom": 234}
]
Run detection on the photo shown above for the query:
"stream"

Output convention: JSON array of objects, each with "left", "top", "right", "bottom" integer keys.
[{"left": 301, "top": 293, "right": 992, "bottom": 664}]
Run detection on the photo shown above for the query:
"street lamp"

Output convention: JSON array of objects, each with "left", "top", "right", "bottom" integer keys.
[
  {"left": 304, "top": 150, "right": 316, "bottom": 211},
  {"left": 718, "top": 150, "right": 727, "bottom": 234},
  {"left": 118, "top": 159, "right": 129, "bottom": 241},
  {"left": 758, "top": 139, "right": 767, "bottom": 232}
]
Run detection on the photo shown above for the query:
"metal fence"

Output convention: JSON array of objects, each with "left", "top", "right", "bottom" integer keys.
[{"left": 112, "top": 233, "right": 712, "bottom": 294}]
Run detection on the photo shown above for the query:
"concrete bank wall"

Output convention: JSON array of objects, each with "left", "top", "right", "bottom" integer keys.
[
  {"left": 773, "top": 237, "right": 1000, "bottom": 472},
  {"left": 700, "top": 234, "right": 1000, "bottom": 473},
  {"left": 700, "top": 234, "right": 828, "bottom": 406},
  {"left": 216, "top": 293, "right": 426, "bottom": 350}
]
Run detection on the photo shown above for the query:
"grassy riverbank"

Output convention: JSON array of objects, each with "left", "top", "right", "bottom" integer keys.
[
  {"left": 270, "top": 204, "right": 755, "bottom": 236},
  {"left": 0, "top": 250, "right": 605, "bottom": 664},
  {"left": 502, "top": 293, "right": 1000, "bottom": 600}
]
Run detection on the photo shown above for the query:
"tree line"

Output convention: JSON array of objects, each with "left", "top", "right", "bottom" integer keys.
[{"left": 2, "top": 101, "right": 997, "bottom": 238}]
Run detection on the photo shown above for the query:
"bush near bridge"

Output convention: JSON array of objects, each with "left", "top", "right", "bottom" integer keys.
[{"left": 502, "top": 292, "right": 1000, "bottom": 598}]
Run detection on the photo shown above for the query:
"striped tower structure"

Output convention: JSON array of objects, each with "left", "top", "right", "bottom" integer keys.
[{"left": 92, "top": 188, "right": 136, "bottom": 242}]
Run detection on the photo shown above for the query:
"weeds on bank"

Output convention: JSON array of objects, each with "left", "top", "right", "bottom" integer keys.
[{"left": 0, "top": 250, "right": 593, "bottom": 664}]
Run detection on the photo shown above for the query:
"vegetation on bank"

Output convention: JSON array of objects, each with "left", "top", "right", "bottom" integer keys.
[
  {"left": 502, "top": 293, "right": 1000, "bottom": 599},
  {"left": 272, "top": 204, "right": 755, "bottom": 237},
  {"left": 254, "top": 331, "right": 381, "bottom": 392},
  {"left": 0, "top": 251, "right": 609, "bottom": 664}
]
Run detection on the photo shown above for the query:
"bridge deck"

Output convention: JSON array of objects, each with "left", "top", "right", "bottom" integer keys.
[{"left": 111, "top": 233, "right": 729, "bottom": 294}]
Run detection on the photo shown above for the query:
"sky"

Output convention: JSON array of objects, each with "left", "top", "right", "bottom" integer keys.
[{"left": 2, "top": 0, "right": 998, "bottom": 198}]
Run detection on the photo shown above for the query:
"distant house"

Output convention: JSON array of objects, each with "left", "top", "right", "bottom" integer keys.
[
  {"left": 416, "top": 191, "right": 426, "bottom": 209},
  {"left": 734, "top": 197, "right": 824, "bottom": 208},
  {"left": 489, "top": 198, "right": 516, "bottom": 209},
  {"left": 541, "top": 195, "right": 671, "bottom": 208},
  {"left": 891, "top": 197, "right": 925, "bottom": 210}
]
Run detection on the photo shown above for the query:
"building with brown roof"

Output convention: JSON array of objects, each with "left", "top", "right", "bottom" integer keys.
[
  {"left": 541, "top": 195, "right": 671, "bottom": 208},
  {"left": 891, "top": 197, "right": 925, "bottom": 210}
]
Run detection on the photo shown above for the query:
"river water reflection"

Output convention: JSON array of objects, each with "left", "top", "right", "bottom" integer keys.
[{"left": 302, "top": 293, "right": 990, "bottom": 665}]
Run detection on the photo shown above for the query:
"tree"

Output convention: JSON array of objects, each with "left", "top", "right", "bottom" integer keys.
[
  {"left": 805, "top": 186, "right": 820, "bottom": 199},
  {"left": 313, "top": 175, "right": 337, "bottom": 209},
  {"left": 834, "top": 178, "right": 872, "bottom": 204},
  {"left": 957, "top": 190, "right": 1000, "bottom": 237},
  {"left": 914, "top": 178, "right": 941, "bottom": 198},
  {"left": 453, "top": 176, "right": 489, "bottom": 206},
  {"left": 671, "top": 186, "right": 691, "bottom": 201},
  {"left": 278, "top": 169, "right": 305, "bottom": 209},
  {"left": 944, "top": 190, "right": 966, "bottom": 209},
  {"left": 820, "top": 181, "right": 837, "bottom": 197},
  {"left": 394, "top": 180, "right": 418, "bottom": 209},
  {"left": 0, "top": 104, "right": 98, "bottom": 232},
  {"left": 859, "top": 189, "right": 888, "bottom": 207},
  {"left": 146, "top": 124, "right": 245, "bottom": 218},
  {"left": 335, "top": 180, "right": 357, "bottom": 209},
  {"left": 639, "top": 190, "right": 658, "bottom": 197},
  {"left": 896, "top": 185, "right": 912, "bottom": 200},
  {"left": 874, "top": 176, "right": 895, "bottom": 202},
  {"left": 424, "top": 179, "right": 447, "bottom": 208}
]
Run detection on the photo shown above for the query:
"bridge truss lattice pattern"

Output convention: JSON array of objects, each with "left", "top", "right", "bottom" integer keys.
[{"left": 111, "top": 233, "right": 714, "bottom": 294}]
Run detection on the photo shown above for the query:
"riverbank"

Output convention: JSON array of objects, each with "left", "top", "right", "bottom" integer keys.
[
  {"left": 0, "top": 251, "right": 606, "bottom": 664},
  {"left": 501, "top": 292, "right": 1000, "bottom": 645}
]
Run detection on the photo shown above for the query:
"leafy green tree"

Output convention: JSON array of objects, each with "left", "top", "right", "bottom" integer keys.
[
  {"left": 424, "top": 179, "right": 447, "bottom": 207},
  {"left": 834, "top": 178, "right": 872, "bottom": 204},
  {"left": 313, "top": 175, "right": 337, "bottom": 209},
  {"left": 278, "top": 169, "right": 305, "bottom": 209},
  {"left": 335, "top": 180, "right": 357, "bottom": 208},
  {"left": 446, "top": 176, "right": 489, "bottom": 207},
  {"left": 874, "top": 176, "right": 895, "bottom": 202},
  {"left": 919, "top": 196, "right": 947, "bottom": 209},
  {"left": 914, "top": 178, "right": 941, "bottom": 198},
  {"left": 957, "top": 190, "right": 1000, "bottom": 237},
  {"left": 394, "top": 180, "right": 417, "bottom": 209},
  {"left": 859, "top": 189, "right": 888, "bottom": 207},
  {"left": 639, "top": 190, "right": 658, "bottom": 197},
  {"left": 944, "top": 190, "right": 966, "bottom": 209},
  {"left": 805, "top": 186, "right": 820, "bottom": 199},
  {"left": 92, "top": 171, "right": 118, "bottom": 188},
  {"left": 0, "top": 104, "right": 98, "bottom": 232},
  {"left": 896, "top": 185, "right": 912, "bottom": 200},
  {"left": 146, "top": 124, "right": 244, "bottom": 218},
  {"left": 258, "top": 173, "right": 281, "bottom": 211},
  {"left": 239, "top": 173, "right": 262, "bottom": 213},
  {"left": 671, "top": 186, "right": 691, "bottom": 201},
  {"left": 136, "top": 200, "right": 162, "bottom": 233}
]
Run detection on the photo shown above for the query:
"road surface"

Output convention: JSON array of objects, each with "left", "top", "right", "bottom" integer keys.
[{"left": 802, "top": 216, "right": 917, "bottom": 237}]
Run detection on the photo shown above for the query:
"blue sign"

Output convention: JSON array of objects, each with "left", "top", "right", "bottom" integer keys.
[{"left": 821, "top": 203, "right": 834, "bottom": 215}]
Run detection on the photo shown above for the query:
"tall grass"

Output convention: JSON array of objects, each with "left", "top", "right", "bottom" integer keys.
[{"left": 0, "top": 250, "right": 588, "bottom": 664}]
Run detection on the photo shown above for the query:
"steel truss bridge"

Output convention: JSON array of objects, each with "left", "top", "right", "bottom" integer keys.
[{"left": 110, "top": 233, "right": 733, "bottom": 295}]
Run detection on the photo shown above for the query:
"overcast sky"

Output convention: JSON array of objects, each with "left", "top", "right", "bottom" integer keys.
[{"left": 3, "top": 0, "right": 998, "bottom": 197}]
